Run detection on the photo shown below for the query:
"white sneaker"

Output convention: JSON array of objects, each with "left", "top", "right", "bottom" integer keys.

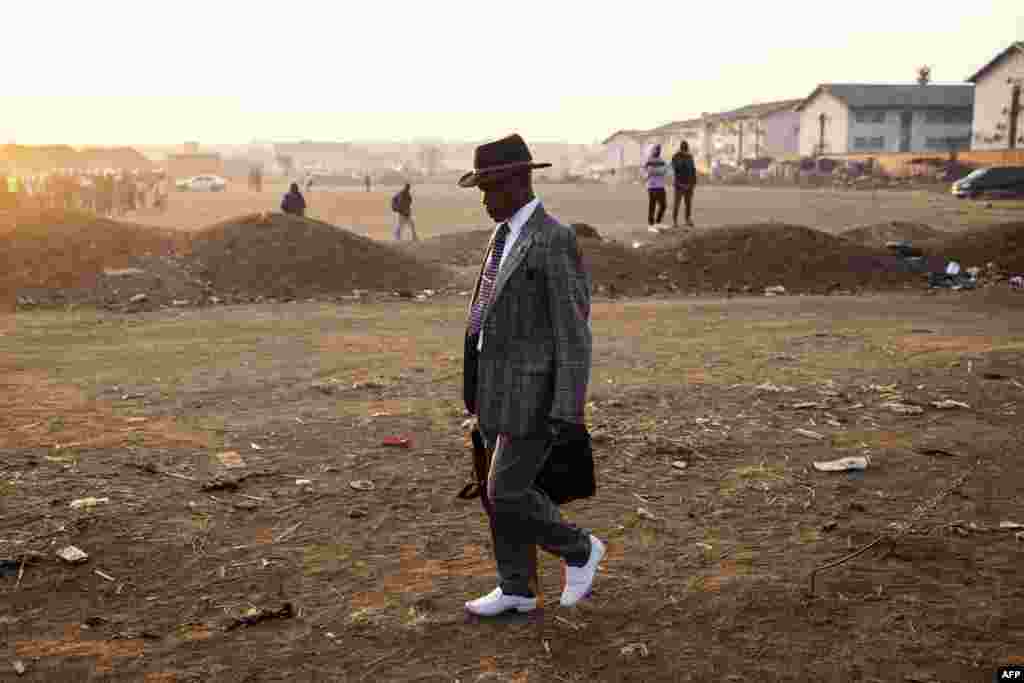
[
  {"left": 465, "top": 587, "right": 537, "bottom": 617},
  {"left": 560, "top": 535, "right": 605, "bottom": 607}
]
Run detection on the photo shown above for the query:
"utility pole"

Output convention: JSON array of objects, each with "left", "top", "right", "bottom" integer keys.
[
  {"left": 1010, "top": 84, "right": 1021, "bottom": 150},
  {"left": 818, "top": 113, "right": 827, "bottom": 156}
]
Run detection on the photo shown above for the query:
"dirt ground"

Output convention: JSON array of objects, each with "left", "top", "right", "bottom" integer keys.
[
  {"left": 3, "top": 291, "right": 1024, "bottom": 682},
  {"left": 3, "top": 185, "right": 1024, "bottom": 681},
  {"left": 126, "top": 182, "right": 1024, "bottom": 243}
]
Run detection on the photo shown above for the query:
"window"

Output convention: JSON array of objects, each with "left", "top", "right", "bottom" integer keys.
[
  {"left": 924, "top": 110, "right": 972, "bottom": 125},
  {"left": 853, "top": 136, "right": 885, "bottom": 150},
  {"left": 925, "top": 136, "right": 970, "bottom": 150},
  {"left": 854, "top": 110, "right": 886, "bottom": 124}
]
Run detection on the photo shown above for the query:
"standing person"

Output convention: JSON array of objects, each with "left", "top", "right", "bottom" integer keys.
[
  {"left": 671, "top": 140, "right": 697, "bottom": 228},
  {"left": 644, "top": 144, "right": 669, "bottom": 226},
  {"left": 390, "top": 183, "right": 418, "bottom": 241},
  {"left": 280, "top": 182, "right": 306, "bottom": 216},
  {"left": 460, "top": 133, "right": 603, "bottom": 618},
  {"left": 364, "top": 174, "right": 371, "bottom": 192}
]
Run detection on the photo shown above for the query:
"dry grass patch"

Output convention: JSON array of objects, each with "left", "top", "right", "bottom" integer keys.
[{"left": 0, "top": 367, "right": 207, "bottom": 450}]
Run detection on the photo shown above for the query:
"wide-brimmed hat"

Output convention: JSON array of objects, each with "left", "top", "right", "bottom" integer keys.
[{"left": 457, "top": 134, "right": 552, "bottom": 188}]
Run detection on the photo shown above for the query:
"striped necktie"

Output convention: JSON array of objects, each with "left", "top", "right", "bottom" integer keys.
[{"left": 467, "top": 222, "right": 510, "bottom": 336}]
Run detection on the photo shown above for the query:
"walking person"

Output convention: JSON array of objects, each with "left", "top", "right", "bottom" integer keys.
[
  {"left": 391, "top": 183, "right": 418, "bottom": 241},
  {"left": 460, "top": 134, "right": 604, "bottom": 617},
  {"left": 644, "top": 144, "right": 669, "bottom": 226},
  {"left": 280, "top": 182, "right": 307, "bottom": 217},
  {"left": 671, "top": 140, "right": 697, "bottom": 228}
]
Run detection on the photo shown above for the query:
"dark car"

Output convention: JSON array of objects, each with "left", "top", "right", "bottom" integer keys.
[{"left": 951, "top": 166, "right": 1024, "bottom": 199}]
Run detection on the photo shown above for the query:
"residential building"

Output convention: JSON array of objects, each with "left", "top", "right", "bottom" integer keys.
[
  {"left": 795, "top": 83, "right": 974, "bottom": 156},
  {"left": 601, "top": 130, "right": 649, "bottom": 172},
  {"left": 967, "top": 42, "right": 1024, "bottom": 150},
  {"left": 716, "top": 99, "right": 803, "bottom": 161}
]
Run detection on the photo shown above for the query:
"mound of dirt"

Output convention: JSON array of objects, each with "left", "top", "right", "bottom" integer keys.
[
  {"left": 186, "top": 213, "right": 450, "bottom": 299},
  {"left": 572, "top": 223, "right": 602, "bottom": 240},
  {"left": 409, "top": 223, "right": 922, "bottom": 296},
  {"left": 932, "top": 221, "right": 1024, "bottom": 274},
  {"left": 1, "top": 208, "right": 189, "bottom": 310},
  {"left": 644, "top": 223, "right": 923, "bottom": 294},
  {"left": 839, "top": 221, "right": 944, "bottom": 247},
  {"left": 395, "top": 229, "right": 492, "bottom": 268}
]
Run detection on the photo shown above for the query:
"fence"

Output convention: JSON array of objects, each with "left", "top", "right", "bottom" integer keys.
[{"left": 828, "top": 149, "right": 1024, "bottom": 176}]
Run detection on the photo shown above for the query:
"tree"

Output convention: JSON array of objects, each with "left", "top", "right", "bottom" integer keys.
[{"left": 916, "top": 66, "right": 932, "bottom": 86}]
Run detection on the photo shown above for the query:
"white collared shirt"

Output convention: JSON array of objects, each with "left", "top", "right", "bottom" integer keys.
[{"left": 478, "top": 197, "right": 541, "bottom": 352}]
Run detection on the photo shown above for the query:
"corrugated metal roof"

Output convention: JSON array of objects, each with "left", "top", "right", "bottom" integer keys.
[
  {"left": 715, "top": 99, "right": 804, "bottom": 120},
  {"left": 795, "top": 84, "right": 974, "bottom": 111},
  {"left": 600, "top": 129, "right": 646, "bottom": 145},
  {"left": 967, "top": 41, "right": 1024, "bottom": 83}
]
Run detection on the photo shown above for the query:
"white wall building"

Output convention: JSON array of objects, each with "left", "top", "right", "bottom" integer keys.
[
  {"left": 601, "top": 130, "right": 649, "bottom": 172},
  {"left": 795, "top": 84, "right": 975, "bottom": 156},
  {"left": 967, "top": 42, "right": 1024, "bottom": 151}
]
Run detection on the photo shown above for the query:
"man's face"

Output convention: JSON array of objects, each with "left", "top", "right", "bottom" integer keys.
[{"left": 478, "top": 174, "right": 525, "bottom": 223}]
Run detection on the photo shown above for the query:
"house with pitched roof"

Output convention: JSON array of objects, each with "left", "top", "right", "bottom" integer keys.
[
  {"left": 967, "top": 42, "right": 1024, "bottom": 150},
  {"left": 601, "top": 129, "right": 650, "bottom": 172},
  {"left": 794, "top": 83, "right": 974, "bottom": 156}
]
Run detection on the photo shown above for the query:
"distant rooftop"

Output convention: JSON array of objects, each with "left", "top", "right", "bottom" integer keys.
[
  {"left": 795, "top": 83, "right": 974, "bottom": 111},
  {"left": 967, "top": 41, "right": 1024, "bottom": 83}
]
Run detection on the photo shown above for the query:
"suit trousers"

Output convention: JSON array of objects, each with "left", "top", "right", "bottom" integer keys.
[{"left": 482, "top": 430, "right": 592, "bottom": 596}]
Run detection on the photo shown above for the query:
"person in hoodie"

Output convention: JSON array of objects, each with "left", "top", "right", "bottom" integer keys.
[
  {"left": 671, "top": 140, "right": 697, "bottom": 228},
  {"left": 643, "top": 144, "right": 669, "bottom": 226},
  {"left": 281, "top": 182, "right": 307, "bottom": 217}
]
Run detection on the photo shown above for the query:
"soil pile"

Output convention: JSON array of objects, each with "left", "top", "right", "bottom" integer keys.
[
  {"left": 839, "top": 221, "right": 944, "bottom": 248},
  {"left": 932, "top": 221, "right": 1024, "bottom": 274},
  {"left": 408, "top": 223, "right": 921, "bottom": 296},
  {"left": 1, "top": 208, "right": 189, "bottom": 310},
  {"left": 624, "top": 223, "right": 921, "bottom": 295},
  {"left": 186, "top": 213, "right": 450, "bottom": 299}
]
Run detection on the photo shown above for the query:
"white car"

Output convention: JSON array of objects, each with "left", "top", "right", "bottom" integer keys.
[{"left": 176, "top": 175, "right": 227, "bottom": 192}]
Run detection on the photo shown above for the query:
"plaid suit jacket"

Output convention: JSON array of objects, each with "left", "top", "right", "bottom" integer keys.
[{"left": 467, "top": 204, "right": 592, "bottom": 439}]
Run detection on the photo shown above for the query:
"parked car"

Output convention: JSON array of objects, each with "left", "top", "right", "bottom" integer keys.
[
  {"left": 176, "top": 175, "right": 227, "bottom": 192},
  {"left": 951, "top": 166, "right": 1024, "bottom": 199}
]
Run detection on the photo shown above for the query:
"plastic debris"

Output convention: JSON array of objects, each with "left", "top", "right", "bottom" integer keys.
[
  {"left": 999, "top": 521, "right": 1024, "bottom": 530},
  {"left": 671, "top": 460, "right": 688, "bottom": 470},
  {"left": 12, "top": 660, "right": 26, "bottom": 676},
  {"left": 349, "top": 480, "right": 375, "bottom": 491},
  {"left": 382, "top": 436, "right": 411, "bottom": 448},
  {"left": 813, "top": 456, "right": 870, "bottom": 472},
  {"left": 764, "top": 285, "right": 786, "bottom": 296},
  {"left": 794, "top": 428, "right": 825, "bottom": 440},
  {"left": 56, "top": 546, "right": 89, "bottom": 564},
  {"left": 930, "top": 400, "right": 969, "bottom": 410},
  {"left": 295, "top": 479, "right": 313, "bottom": 487},
  {"left": 621, "top": 643, "right": 649, "bottom": 658},
  {"left": 69, "top": 497, "right": 109, "bottom": 510}
]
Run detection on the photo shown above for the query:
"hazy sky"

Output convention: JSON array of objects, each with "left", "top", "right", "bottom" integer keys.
[{"left": 3, "top": 1, "right": 1022, "bottom": 146}]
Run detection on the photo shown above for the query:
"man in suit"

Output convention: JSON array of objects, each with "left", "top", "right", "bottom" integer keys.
[{"left": 461, "top": 134, "right": 605, "bottom": 617}]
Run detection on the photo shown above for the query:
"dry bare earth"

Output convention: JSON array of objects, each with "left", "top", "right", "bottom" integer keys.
[
  {"left": 128, "top": 183, "right": 1024, "bottom": 242},
  {"left": 3, "top": 293, "right": 1024, "bottom": 682}
]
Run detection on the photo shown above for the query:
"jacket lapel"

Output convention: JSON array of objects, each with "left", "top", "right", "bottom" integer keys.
[{"left": 490, "top": 204, "right": 546, "bottom": 307}]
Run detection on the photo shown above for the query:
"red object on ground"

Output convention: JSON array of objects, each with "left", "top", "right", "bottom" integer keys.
[{"left": 382, "top": 436, "right": 411, "bottom": 448}]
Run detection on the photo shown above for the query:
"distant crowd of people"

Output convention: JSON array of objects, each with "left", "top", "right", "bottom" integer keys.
[{"left": 0, "top": 170, "right": 169, "bottom": 216}]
